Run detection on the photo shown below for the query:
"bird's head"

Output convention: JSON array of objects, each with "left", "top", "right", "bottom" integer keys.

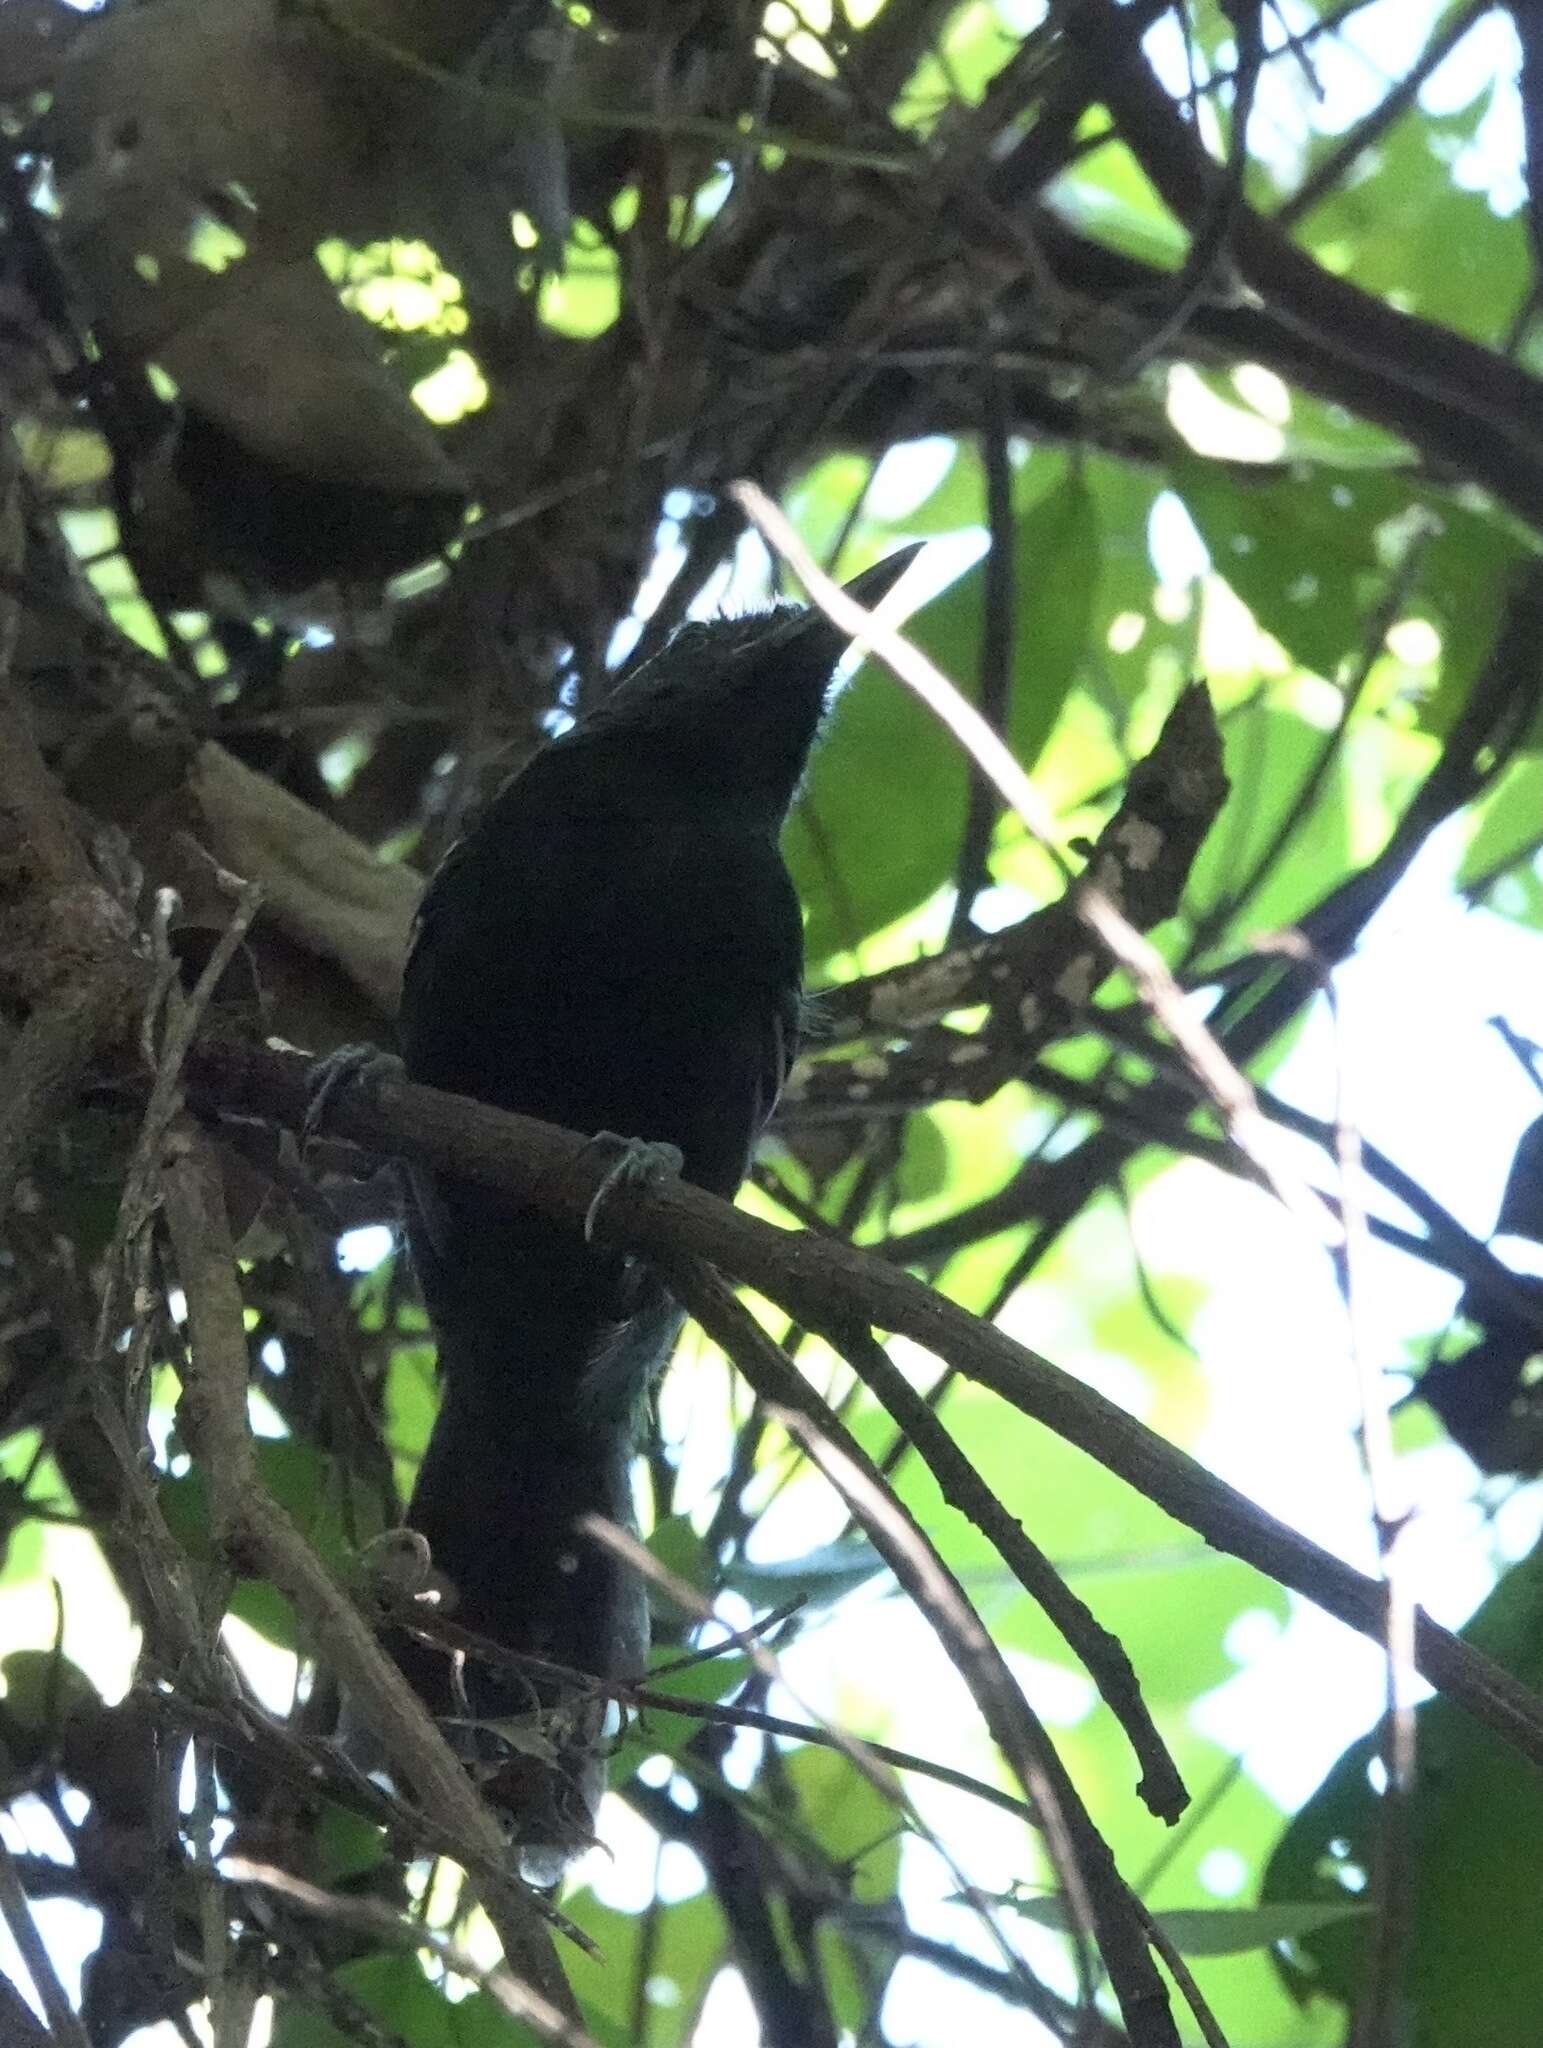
[{"left": 568, "top": 544, "right": 923, "bottom": 821}]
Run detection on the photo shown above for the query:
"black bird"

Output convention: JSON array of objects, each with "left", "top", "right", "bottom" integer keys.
[{"left": 393, "top": 546, "right": 920, "bottom": 1875}]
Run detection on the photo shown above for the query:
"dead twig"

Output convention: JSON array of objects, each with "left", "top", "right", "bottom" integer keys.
[
  {"left": 835, "top": 1320, "right": 1185, "bottom": 1824},
  {"left": 0, "top": 464, "right": 143, "bottom": 1232},
  {"left": 158, "top": 1119, "right": 580, "bottom": 2027},
  {"left": 221, "top": 1857, "right": 600, "bottom": 2048},
  {"left": 656, "top": 1253, "right": 1183, "bottom": 2043},
  {"left": 181, "top": 1033, "right": 1543, "bottom": 1777},
  {"left": 583, "top": 1507, "right": 1062, "bottom": 2026},
  {"left": 732, "top": 480, "right": 1334, "bottom": 1249},
  {"left": 0, "top": 1834, "right": 92, "bottom": 2048}
]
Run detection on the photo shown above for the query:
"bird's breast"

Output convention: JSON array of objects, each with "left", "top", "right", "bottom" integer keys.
[{"left": 402, "top": 802, "right": 800, "bottom": 1199}]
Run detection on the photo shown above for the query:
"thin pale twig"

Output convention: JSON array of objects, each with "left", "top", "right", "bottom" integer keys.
[
  {"left": 221, "top": 1858, "right": 600, "bottom": 2048},
  {"left": 581, "top": 1493, "right": 1057, "bottom": 2015},
  {"left": 652, "top": 1260, "right": 1128, "bottom": 2008},
  {"left": 1263, "top": 930, "right": 1417, "bottom": 2046},
  {"left": 628, "top": 1683, "right": 1038, "bottom": 1825},
  {"left": 160, "top": 1122, "right": 578, "bottom": 2018},
  {"left": 731, "top": 478, "right": 1340, "bottom": 1249}
]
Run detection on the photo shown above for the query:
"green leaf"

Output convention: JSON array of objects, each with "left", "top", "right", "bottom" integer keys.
[
  {"left": 227, "top": 1581, "right": 301, "bottom": 1649},
  {"left": 786, "top": 452, "right": 883, "bottom": 557},
  {"left": 1457, "top": 754, "right": 1543, "bottom": 896},
  {"left": 160, "top": 1438, "right": 386, "bottom": 1649},
  {"left": 790, "top": 456, "right": 1098, "bottom": 969},
  {"left": 272, "top": 1954, "right": 456, "bottom": 2048},
  {"left": 788, "top": 565, "right": 969, "bottom": 968},
  {"left": 647, "top": 1513, "right": 711, "bottom": 1599},
  {"left": 876, "top": 440, "right": 989, "bottom": 535},
  {"left": 787, "top": 1740, "right": 904, "bottom": 1901},
  {"left": 1010, "top": 467, "right": 1099, "bottom": 770},
  {"left": 1264, "top": 1534, "right": 1543, "bottom": 2037},
  {"left": 894, "top": 1112, "right": 949, "bottom": 1204},
  {"left": 1081, "top": 455, "right": 1200, "bottom": 715},
  {"left": 1185, "top": 701, "right": 1354, "bottom": 945},
  {"left": 565, "top": 1890, "right": 726, "bottom": 2048},
  {"left": 0, "top": 1649, "right": 100, "bottom": 1735},
  {"left": 988, "top": 1891, "right": 1369, "bottom": 1956},
  {"left": 386, "top": 1337, "right": 439, "bottom": 1478},
  {"left": 1172, "top": 454, "right": 1533, "bottom": 716},
  {"left": 311, "top": 1802, "right": 386, "bottom": 1884},
  {"left": 613, "top": 1646, "right": 753, "bottom": 1779},
  {"left": 1052, "top": 134, "right": 1187, "bottom": 271},
  {"left": 1174, "top": 457, "right": 1387, "bottom": 681},
  {"left": 272, "top": 1951, "right": 612, "bottom": 2048},
  {"left": 785, "top": 1742, "right": 905, "bottom": 2030},
  {"left": 1297, "top": 96, "right": 1527, "bottom": 342},
  {"left": 1416, "top": 507, "right": 1539, "bottom": 738},
  {"left": 720, "top": 1537, "right": 886, "bottom": 1610},
  {"left": 849, "top": 1378, "right": 1289, "bottom": 1701}
]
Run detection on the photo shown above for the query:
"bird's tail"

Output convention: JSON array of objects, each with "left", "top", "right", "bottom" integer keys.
[{"left": 377, "top": 1291, "right": 681, "bottom": 1880}]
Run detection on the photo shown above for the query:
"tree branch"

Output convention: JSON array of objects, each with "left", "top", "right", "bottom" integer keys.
[
  {"left": 158, "top": 1119, "right": 582, "bottom": 2032},
  {"left": 182, "top": 1038, "right": 1543, "bottom": 1779}
]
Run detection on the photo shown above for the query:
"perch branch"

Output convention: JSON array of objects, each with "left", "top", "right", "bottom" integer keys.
[{"left": 180, "top": 1036, "right": 1543, "bottom": 1777}]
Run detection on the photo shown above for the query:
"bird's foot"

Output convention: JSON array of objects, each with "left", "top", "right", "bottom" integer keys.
[
  {"left": 303, "top": 1043, "right": 397, "bottom": 1151},
  {"left": 582, "top": 1131, "right": 684, "bottom": 1243}
]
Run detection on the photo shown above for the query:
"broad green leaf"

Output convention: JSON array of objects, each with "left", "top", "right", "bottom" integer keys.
[
  {"left": 613, "top": 1647, "right": 754, "bottom": 1779},
  {"left": 1172, "top": 454, "right": 1533, "bottom": 721},
  {"left": 1264, "top": 1535, "right": 1543, "bottom": 2040},
  {"left": 1458, "top": 754, "right": 1543, "bottom": 897},
  {"left": 1012, "top": 467, "right": 1099, "bottom": 770},
  {"left": 565, "top": 1889, "right": 726, "bottom": 2048},
  {"left": 272, "top": 1953, "right": 459, "bottom": 2048},
  {"left": 786, "top": 1740, "right": 904, "bottom": 1902},
  {"left": 1297, "top": 98, "right": 1527, "bottom": 342},
  {"left": 788, "top": 571, "right": 970, "bottom": 968},
  {"left": 385, "top": 1337, "right": 439, "bottom": 1483},
  {"left": 894, "top": 0, "right": 1017, "bottom": 124},
  {"left": 783, "top": 1744, "right": 906, "bottom": 2029},
  {"left": 0, "top": 1648, "right": 100, "bottom": 1734},
  {"left": 790, "top": 456, "right": 1098, "bottom": 969},
  {"left": 1082, "top": 456, "right": 1199, "bottom": 715},
  {"left": 1052, "top": 133, "right": 1187, "bottom": 270},
  {"left": 0, "top": 1447, "right": 48, "bottom": 1587},
  {"left": 721, "top": 1536, "right": 886, "bottom": 1610},
  {"left": 160, "top": 1438, "right": 386, "bottom": 1649},
  {"left": 1194, "top": 369, "right": 1412, "bottom": 472},
  {"left": 1185, "top": 701, "right": 1354, "bottom": 945},
  {"left": 786, "top": 452, "right": 882, "bottom": 558},
  {"left": 849, "top": 1380, "right": 1288, "bottom": 1701},
  {"left": 274, "top": 1949, "right": 619, "bottom": 2048},
  {"left": 647, "top": 1512, "right": 711, "bottom": 1598},
  {"left": 876, "top": 440, "right": 990, "bottom": 535},
  {"left": 311, "top": 1802, "right": 386, "bottom": 1884},
  {"left": 894, "top": 1111, "right": 949, "bottom": 1204},
  {"left": 989, "top": 1891, "right": 1369, "bottom": 1956}
]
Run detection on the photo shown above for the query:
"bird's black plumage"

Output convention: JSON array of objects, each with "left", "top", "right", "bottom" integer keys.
[{"left": 393, "top": 548, "right": 918, "bottom": 1873}]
